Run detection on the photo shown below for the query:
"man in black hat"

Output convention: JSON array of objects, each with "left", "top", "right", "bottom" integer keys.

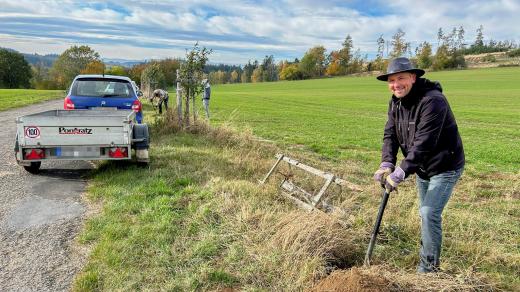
[{"left": 373, "top": 57, "right": 465, "bottom": 273}]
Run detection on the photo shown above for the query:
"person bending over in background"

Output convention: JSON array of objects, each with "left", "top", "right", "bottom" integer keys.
[
  {"left": 373, "top": 57, "right": 465, "bottom": 273},
  {"left": 152, "top": 89, "right": 169, "bottom": 114}
]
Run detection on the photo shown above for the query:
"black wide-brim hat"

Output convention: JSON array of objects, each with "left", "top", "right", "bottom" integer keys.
[{"left": 377, "top": 57, "right": 425, "bottom": 81}]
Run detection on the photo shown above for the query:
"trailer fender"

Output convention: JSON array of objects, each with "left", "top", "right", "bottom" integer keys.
[
  {"left": 14, "top": 134, "right": 19, "bottom": 154},
  {"left": 13, "top": 134, "right": 26, "bottom": 163},
  {"left": 132, "top": 124, "right": 149, "bottom": 150}
]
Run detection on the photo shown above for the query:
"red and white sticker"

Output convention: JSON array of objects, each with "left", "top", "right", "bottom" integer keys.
[{"left": 25, "top": 126, "right": 41, "bottom": 139}]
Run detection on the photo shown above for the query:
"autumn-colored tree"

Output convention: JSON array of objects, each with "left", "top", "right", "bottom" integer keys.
[
  {"left": 348, "top": 49, "right": 365, "bottom": 74},
  {"left": 432, "top": 45, "right": 450, "bottom": 70},
  {"left": 80, "top": 60, "right": 105, "bottom": 74},
  {"left": 241, "top": 60, "right": 257, "bottom": 83},
  {"left": 325, "top": 51, "right": 342, "bottom": 76},
  {"left": 141, "top": 62, "right": 166, "bottom": 97},
  {"left": 240, "top": 71, "right": 249, "bottom": 83},
  {"left": 433, "top": 27, "right": 466, "bottom": 70},
  {"left": 128, "top": 63, "right": 147, "bottom": 86},
  {"left": 325, "top": 61, "right": 342, "bottom": 76},
  {"left": 251, "top": 67, "right": 263, "bottom": 82},
  {"left": 416, "top": 41, "right": 433, "bottom": 69},
  {"left": 279, "top": 63, "right": 301, "bottom": 80},
  {"left": 51, "top": 45, "right": 100, "bottom": 89},
  {"left": 230, "top": 70, "right": 239, "bottom": 83},
  {"left": 105, "top": 65, "right": 127, "bottom": 76},
  {"left": 390, "top": 28, "right": 410, "bottom": 58},
  {"left": 299, "top": 46, "right": 326, "bottom": 78},
  {"left": 158, "top": 58, "right": 181, "bottom": 86},
  {"left": 209, "top": 70, "right": 227, "bottom": 84}
]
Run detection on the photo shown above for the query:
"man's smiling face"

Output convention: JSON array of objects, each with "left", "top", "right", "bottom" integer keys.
[{"left": 387, "top": 72, "right": 416, "bottom": 98}]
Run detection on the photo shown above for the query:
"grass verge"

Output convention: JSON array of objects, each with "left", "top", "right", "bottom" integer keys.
[{"left": 0, "top": 89, "right": 64, "bottom": 111}]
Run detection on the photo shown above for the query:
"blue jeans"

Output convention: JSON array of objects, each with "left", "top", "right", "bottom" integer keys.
[
  {"left": 416, "top": 167, "right": 463, "bottom": 273},
  {"left": 203, "top": 99, "right": 210, "bottom": 118}
]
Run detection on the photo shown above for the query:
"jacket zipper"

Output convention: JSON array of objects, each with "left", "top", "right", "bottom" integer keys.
[{"left": 395, "top": 100, "right": 402, "bottom": 144}]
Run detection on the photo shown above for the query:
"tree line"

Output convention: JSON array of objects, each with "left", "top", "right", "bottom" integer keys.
[
  {"left": 207, "top": 25, "right": 519, "bottom": 84},
  {"left": 0, "top": 25, "right": 518, "bottom": 89}
]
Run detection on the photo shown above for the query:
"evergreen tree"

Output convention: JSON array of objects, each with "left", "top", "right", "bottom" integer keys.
[
  {"left": 437, "top": 28, "right": 444, "bottom": 47},
  {"left": 457, "top": 25, "right": 465, "bottom": 49},
  {"left": 261, "top": 55, "right": 278, "bottom": 82},
  {"left": 475, "top": 25, "right": 484, "bottom": 47},
  {"left": 338, "top": 35, "right": 354, "bottom": 72}
]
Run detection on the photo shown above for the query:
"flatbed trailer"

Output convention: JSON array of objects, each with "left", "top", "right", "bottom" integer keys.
[{"left": 14, "top": 109, "right": 149, "bottom": 173}]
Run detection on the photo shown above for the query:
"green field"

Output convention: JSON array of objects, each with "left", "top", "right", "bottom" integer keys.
[
  {"left": 0, "top": 89, "right": 64, "bottom": 111},
  {"left": 210, "top": 67, "right": 520, "bottom": 173}
]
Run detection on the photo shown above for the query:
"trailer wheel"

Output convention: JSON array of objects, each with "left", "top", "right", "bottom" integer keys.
[
  {"left": 132, "top": 124, "right": 150, "bottom": 149},
  {"left": 133, "top": 124, "right": 150, "bottom": 165},
  {"left": 24, "top": 162, "right": 41, "bottom": 174}
]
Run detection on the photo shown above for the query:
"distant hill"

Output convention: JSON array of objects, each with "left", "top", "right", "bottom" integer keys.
[
  {"left": 21, "top": 54, "right": 144, "bottom": 68},
  {"left": 1, "top": 47, "right": 145, "bottom": 68},
  {"left": 0, "top": 47, "right": 56, "bottom": 67},
  {"left": 23, "top": 52, "right": 59, "bottom": 67},
  {"left": 103, "top": 58, "right": 146, "bottom": 68}
]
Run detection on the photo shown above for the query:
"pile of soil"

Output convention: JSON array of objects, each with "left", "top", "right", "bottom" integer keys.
[{"left": 310, "top": 267, "right": 391, "bottom": 292}]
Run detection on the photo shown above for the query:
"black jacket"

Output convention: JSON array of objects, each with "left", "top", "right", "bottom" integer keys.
[{"left": 382, "top": 78, "right": 465, "bottom": 179}]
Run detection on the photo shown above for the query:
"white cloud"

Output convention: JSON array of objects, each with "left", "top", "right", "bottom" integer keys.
[
  {"left": 69, "top": 8, "right": 124, "bottom": 23},
  {"left": 0, "top": 0, "right": 519, "bottom": 63}
]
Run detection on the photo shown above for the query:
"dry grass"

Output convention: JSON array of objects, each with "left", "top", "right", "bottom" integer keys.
[
  {"left": 365, "top": 265, "right": 496, "bottom": 291},
  {"left": 310, "top": 265, "right": 497, "bottom": 292},
  {"left": 270, "top": 211, "right": 363, "bottom": 264}
]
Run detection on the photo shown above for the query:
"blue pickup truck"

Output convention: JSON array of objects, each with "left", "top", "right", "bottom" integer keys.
[{"left": 64, "top": 75, "right": 144, "bottom": 123}]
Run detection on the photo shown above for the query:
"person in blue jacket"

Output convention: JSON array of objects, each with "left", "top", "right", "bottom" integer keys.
[
  {"left": 373, "top": 57, "right": 465, "bottom": 273},
  {"left": 202, "top": 79, "right": 211, "bottom": 118}
]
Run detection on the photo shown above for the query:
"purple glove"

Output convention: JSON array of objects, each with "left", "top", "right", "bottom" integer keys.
[
  {"left": 385, "top": 166, "right": 405, "bottom": 193},
  {"left": 373, "top": 162, "right": 395, "bottom": 184}
]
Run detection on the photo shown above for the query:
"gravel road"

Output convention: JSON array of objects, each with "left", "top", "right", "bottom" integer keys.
[{"left": 0, "top": 100, "right": 92, "bottom": 291}]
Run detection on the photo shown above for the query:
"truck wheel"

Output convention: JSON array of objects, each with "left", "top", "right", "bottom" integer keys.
[{"left": 24, "top": 162, "right": 41, "bottom": 174}]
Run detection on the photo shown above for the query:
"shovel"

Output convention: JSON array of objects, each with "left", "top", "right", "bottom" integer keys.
[{"left": 364, "top": 187, "right": 390, "bottom": 266}]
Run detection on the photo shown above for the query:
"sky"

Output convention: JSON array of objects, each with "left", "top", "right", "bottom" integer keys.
[{"left": 1, "top": 0, "right": 519, "bottom": 65}]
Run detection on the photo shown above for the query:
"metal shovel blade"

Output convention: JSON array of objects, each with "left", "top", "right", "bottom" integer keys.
[{"left": 364, "top": 189, "right": 390, "bottom": 266}]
